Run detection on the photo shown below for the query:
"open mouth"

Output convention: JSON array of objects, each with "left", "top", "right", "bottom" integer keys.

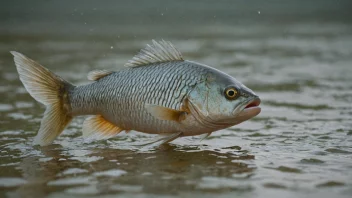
[
  {"left": 233, "top": 97, "right": 261, "bottom": 123},
  {"left": 244, "top": 98, "right": 261, "bottom": 109}
]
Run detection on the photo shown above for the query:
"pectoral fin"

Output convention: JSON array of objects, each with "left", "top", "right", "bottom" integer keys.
[
  {"left": 145, "top": 104, "right": 187, "bottom": 122},
  {"left": 83, "top": 115, "right": 124, "bottom": 140}
]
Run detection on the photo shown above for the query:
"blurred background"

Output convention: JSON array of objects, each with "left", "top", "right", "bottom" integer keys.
[{"left": 1, "top": 0, "right": 352, "bottom": 198}]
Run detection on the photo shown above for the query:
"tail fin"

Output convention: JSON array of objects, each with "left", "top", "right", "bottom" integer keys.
[{"left": 11, "top": 51, "right": 74, "bottom": 146}]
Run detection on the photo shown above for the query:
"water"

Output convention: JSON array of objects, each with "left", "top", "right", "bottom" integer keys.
[{"left": 1, "top": 1, "right": 352, "bottom": 197}]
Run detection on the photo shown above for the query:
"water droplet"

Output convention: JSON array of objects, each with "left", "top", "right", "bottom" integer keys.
[
  {"left": 258, "top": 11, "right": 261, "bottom": 14},
  {"left": 110, "top": 46, "right": 114, "bottom": 49}
]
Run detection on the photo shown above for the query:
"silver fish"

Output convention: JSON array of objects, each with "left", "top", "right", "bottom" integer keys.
[{"left": 11, "top": 40, "right": 261, "bottom": 146}]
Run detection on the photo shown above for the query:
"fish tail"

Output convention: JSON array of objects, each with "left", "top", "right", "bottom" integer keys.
[{"left": 11, "top": 51, "right": 74, "bottom": 146}]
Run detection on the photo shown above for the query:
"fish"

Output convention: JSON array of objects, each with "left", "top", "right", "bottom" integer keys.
[{"left": 11, "top": 40, "right": 261, "bottom": 146}]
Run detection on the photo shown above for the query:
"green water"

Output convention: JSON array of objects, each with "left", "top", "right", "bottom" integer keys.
[{"left": 1, "top": 1, "right": 352, "bottom": 197}]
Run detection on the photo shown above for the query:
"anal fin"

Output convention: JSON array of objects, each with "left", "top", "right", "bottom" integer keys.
[{"left": 83, "top": 115, "right": 124, "bottom": 140}]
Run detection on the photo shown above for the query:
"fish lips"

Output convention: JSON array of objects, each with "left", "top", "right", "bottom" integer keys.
[{"left": 232, "top": 97, "right": 261, "bottom": 123}]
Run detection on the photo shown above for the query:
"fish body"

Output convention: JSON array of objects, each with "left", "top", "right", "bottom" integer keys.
[{"left": 11, "top": 40, "right": 261, "bottom": 146}]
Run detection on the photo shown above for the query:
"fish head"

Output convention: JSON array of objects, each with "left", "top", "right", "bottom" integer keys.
[{"left": 187, "top": 68, "right": 261, "bottom": 128}]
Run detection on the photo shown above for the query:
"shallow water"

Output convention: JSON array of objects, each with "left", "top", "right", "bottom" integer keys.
[{"left": 1, "top": 1, "right": 352, "bottom": 198}]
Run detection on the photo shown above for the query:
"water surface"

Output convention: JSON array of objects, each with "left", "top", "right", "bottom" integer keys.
[{"left": 1, "top": 1, "right": 352, "bottom": 197}]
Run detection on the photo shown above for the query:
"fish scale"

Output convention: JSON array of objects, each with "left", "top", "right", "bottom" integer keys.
[{"left": 68, "top": 62, "right": 205, "bottom": 134}]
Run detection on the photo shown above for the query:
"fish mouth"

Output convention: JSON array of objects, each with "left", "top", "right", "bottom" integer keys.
[
  {"left": 244, "top": 98, "right": 261, "bottom": 110},
  {"left": 233, "top": 97, "right": 261, "bottom": 124}
]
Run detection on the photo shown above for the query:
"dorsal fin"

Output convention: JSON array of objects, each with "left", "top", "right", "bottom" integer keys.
[
  {"left": 124, "top": 40, "right": 184, "bottom": 68},
  {"left": 87, "top": 70, "right": 113, "bottom": 81}
]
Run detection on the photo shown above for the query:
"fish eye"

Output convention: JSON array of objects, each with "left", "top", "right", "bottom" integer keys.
[{"left": 224, "top": 87, "right": 239, "bottom": 100}]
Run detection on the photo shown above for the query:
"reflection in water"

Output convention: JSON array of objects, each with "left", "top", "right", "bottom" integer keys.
[
  {"left": 15, "top": 146, "right": 65, "bottom": 198},
  {"left": 9, "top": 144, "right": 256, "bottom": 196}
]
